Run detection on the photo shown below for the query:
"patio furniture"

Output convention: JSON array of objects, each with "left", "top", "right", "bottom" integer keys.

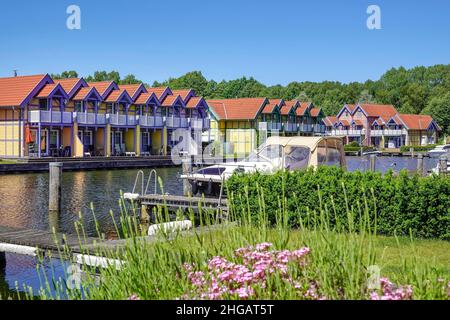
[{"left": 125, "top": 151, "right": 136, "bottom": 157}]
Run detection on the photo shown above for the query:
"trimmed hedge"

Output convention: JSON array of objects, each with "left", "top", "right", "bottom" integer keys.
[
  {"left": 226, "top": 167, "right": 450, "bottom": 240},
  {"left": 400, "top": 145, "right": 437, "bottom": 152}
]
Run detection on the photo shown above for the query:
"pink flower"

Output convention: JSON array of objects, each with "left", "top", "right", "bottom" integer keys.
[{"left": 127, "top": 294, "right": 140, "bottom": 300}]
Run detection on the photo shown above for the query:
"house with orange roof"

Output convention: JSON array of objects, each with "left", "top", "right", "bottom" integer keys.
[
  {"left": 205, "top": 97, "right": 323, "bottom": 156},
  {"left": 326, "top": 103, "right": 440, "bottom": 148},
  {"left": 0, "top": 73, "right": 211, "bottom": 158}
]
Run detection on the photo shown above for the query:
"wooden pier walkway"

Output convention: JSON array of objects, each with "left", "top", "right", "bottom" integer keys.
[
  {"left": 0, "top": 225, "right": 99, "bottom": 254},
  {"left": 138, "top": 194, "right": 228, "bottom": 213}
]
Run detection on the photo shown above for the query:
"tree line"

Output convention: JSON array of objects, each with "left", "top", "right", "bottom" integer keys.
[{"left": 52, "top": 64, "right": 450, "bottom": 133}]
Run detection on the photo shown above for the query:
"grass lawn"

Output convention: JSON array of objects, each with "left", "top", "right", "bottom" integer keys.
[{"left": 0, "top": 159, "right": 18, "bottom": 164}]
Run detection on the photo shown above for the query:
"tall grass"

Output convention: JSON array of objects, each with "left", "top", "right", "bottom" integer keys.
[{"left": 9, "top": 182, "right": 450, "bottom": 300}]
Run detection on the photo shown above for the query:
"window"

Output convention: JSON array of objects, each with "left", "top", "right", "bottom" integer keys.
[
  {"left": 284, "top": 146, "right": 310, "bottom": 170},
  {"left": 106, "top": 103, "right": 113, "bottom": 114},
  {"left": 39, "top": 99, "right": 48, "bottom": 111},
  {"left": 75, "top": 101, "right": 83, "bottom": 113}
]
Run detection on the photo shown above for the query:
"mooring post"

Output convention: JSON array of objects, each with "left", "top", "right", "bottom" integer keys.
[
  {"left": 0, "top": 251, "right": 5, "bottom": 272},
  {"left": 49, "top": 162, "right": 62, "bottom": 217},
  {"left": 370, "top": 154, "right": 376, "bottom": 172},
  {"left": 439, "top": 155, "right": 448, "bottom": 175},
  {"left": 417, "top": 153, "right": 424, "bottom": 176},
  {"left": 182, "top": 156, "right": 192, "bottom": 196},
  {"left": 410, "top": 147, "right": 414, "bottom": 158}
]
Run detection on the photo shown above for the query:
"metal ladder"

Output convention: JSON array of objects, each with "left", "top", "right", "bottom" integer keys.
[{"left": 132, "top": 169, "right": 159, "bottom": 196}]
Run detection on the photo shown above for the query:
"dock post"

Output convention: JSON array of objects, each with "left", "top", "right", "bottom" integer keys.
[
  {"left": 182, "top": 156, "right": 192, "bottom": 196},
  {"left": 0, "top": 252, "right": 5, "bottom": 272},
  {"left": 417, "top": 153, "right": 424, "bottom": 176},
  {"left": 49, "top": 162, "right": 62, "bottom": 222},
  {"left": 369, "top": 154, "right": 376, "bottom": 172},
  {"left": 141, "top": 204, "right": 150, "bottom": 224},
  {"left": 439, "top": 155, "right": 448, "bottom": 175}
]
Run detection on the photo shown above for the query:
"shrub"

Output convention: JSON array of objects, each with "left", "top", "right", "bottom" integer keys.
[
  {"left": 400, "top": 145, "right": 437, "bottom": 152},
  {"left": 226, "top": 167, "right": 450, "bottom": 240}
]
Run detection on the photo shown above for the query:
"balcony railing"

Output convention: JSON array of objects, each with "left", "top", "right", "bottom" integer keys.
[
  {"left": 299, "top": 124, "right": 313, "bottom": 132},
  {"left": 314, "top": 124, "right": 326, "bottom": 134},
  {"left": 166, "top": 117, "right": 181, "bottom": 128},
  {"left": 190, "top": 118, "right": 203, "bottom": 130},
  {"left": 107, "top": 114, "right": 137, "bottom": 126},
  {"left": 138, "top": 115, "right": 164, "bottom": 127},
  {"left": 28, "top": 110, "right": 72, "bottom": 124},
  {"left": 284, "top": 123, "right": 297, "bottom": 132},
  {"left": 371, "top": 129, "right": 407, "bottom": 136},
  {"left": 75, "top": 112, "right": 107, "bottom": 125},
  {"left": 347, "top": 129, "right": 366, "bottom": 136},
  {"left": 267, "top": 122, "right": 282, "bottom": 131}
]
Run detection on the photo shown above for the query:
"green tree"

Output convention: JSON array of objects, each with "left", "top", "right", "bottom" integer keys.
[{"left": 422, "top": 93, "right": 450, "bottom": 134}]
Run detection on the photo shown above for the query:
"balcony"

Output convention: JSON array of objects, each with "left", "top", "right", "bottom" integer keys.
[
  {"left": 299, "top": 124, "right": 313, "bottom": 133},
  {"left": 138, "top": 115, "right": 164, "bottom": 127},
  {"left": 75, "top": 112, "right": 107, "bottom": 125},
  {"left": 347, "top": 129, "right": 365, "bottom": 136},
  {"left": 190, "top": 118, "right": 204, "bottom": 130},
  {"left": 28, "top": 110, "right": 72, "bottom": 124},
  {"left": 370, "top": 129, "right": 407, "bottom": 136},
  {"left": 284, "top": 122, "right": 297, "bottom": 132},
  {"left": 267, "top": 122, "right": 282, "bottom": 131},
  {"left": 314, "top": 124, "right": 326, "bottom": 134},
  {"left": 108, "top": 114, "right": 136, "bottom": 126}
]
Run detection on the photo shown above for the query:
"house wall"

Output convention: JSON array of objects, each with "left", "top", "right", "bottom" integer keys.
[{"left": 0, "top": 108, "right": 22, "bottom": 157}]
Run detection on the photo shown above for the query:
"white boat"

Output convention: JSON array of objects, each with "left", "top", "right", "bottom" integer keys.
[
  {"left": 180, "top": 136, "right": 346, "bottom": 196},
  {"left": 428, "top": 144, "right": 450, "bottom": 157}
]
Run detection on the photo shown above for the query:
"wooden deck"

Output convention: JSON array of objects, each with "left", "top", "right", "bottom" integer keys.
[{"left": 138, "top": 194, "right": 228, "bottom": 213}]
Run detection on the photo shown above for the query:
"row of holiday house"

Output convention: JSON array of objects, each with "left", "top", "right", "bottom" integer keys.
[
  {"left": 322, "top": 104, "right": 441, "bottom": 149},
  {"left": 0, "top": 74, "right": 210, "bottom": 158},
  {"left": 0, "top": 74, "right": 441, "bottom": 159}
]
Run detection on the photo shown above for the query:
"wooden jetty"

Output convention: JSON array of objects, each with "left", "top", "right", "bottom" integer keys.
[{"left": 137, "top": 194, "right": 228, "bottom": 213}]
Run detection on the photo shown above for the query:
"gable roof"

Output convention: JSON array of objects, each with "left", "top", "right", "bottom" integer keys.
[
  {"left": 88, "top": 81, "right": 118, "bottom": 98},
  {"left": 337, "top": 104, "right": 357, "bottom": 118},
  {"left": 118, "top": 84, "right": 147, "bottom": 100},
  {"left": 186, "top": 96, "right": 206, "bottom": 109},
  {"left": 104, "top": 89, "right": 133, "bottom": 104},
  {"left": 171, "top": 89, "right": 195, "bottom": 103},
  {"left": 35, "top": 83, "right": 68, "bottom": 99},
  {"left": 72, "top": 87, "right": 102, "bottom": 101},
  {"left": 355, "top": 104, "right": 398, "bottom": 118},
  {"left": 55, "top": 78, "right": 86, "bottom": 96},
  {"left": 134, "top": 92, "right": 160, "bottom": 105},
  {"left": 0, "top": 74, "right": 51, "bottom": 107},
  {"left": 147, "top": 87, "right": 172, "bottom": 101},
  {"left": 161, "top": 94, "right": 185, "bottom": 107},
  {"left": 261, "top": 102, "right": 280, "bottom": 114},
  {"left": 296, "top": 102, "right": 313, "bottom": 116},
  {"left": 323, "top": 116, "right": 337, "bottom": 126},
  {"left": 310, "top": 107, "right": 323, "bottom": 118},
  {"left": 397, "top": 114, "right": 438, "bottom": 130},
  {"left": 206, "top": 98, "right": 267, "bottom": 120}
]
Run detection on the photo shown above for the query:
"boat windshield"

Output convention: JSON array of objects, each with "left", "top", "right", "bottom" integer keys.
[{"left": 247, "top": 143, "right": 283, "bottom": 166}]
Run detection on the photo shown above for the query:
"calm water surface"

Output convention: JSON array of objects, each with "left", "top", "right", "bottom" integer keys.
[{"left": 0, "top": 156, "right": 440, "bottom": 297}]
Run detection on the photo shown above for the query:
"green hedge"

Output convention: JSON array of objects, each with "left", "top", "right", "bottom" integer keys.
[
  {"left": 226, "top": 167, "right": 450, "bottom": 240},
  {"left": 400, "top": 145, "right": 437, "bottom": 152}
]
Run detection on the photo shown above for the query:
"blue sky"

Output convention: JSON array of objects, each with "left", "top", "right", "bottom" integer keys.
[{"left": 0, "top": 0, "right": 449, "bottom": 85}]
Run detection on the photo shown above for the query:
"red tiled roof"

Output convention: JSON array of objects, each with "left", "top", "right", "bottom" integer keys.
[
  {"left": 0, "top": 74, "right": 47, "bottom": 107},
  {"left": 186, "top": 97, "right": 203, "bottom": 109},
  {"left": 207, "top": 98, "right": 267, "bottom": 120},
  {"left": 161, "top": 94, "right": 182, "bottom": 106},
  {"left": 269, "top": 99, "right": 283, "bottom": 106},
  {"left": 352, "top": 119, "right": 364, "bottom": 126},
  {"left": 119, "top": 84, "right": 144, "bottom": 98},
  {"left": 261, "top": 103, "right": 278, "bottom": 114},
  {"left": 280, "top": 105, "right": 293, "bottom": 115},
  {"left": 88, "top": 81, "right": 115, "bottom": 96},
  {"left": 147, "top": 87, "right": 170, "bottom": 100},
  {"left": 357, "top": 104, "right": 398, "bottom": 118},
  {"left": 338, "top": 120, "right": 350, "bottom": 127},
  {"left": 310, "top": 108, "right": 322, "bottom": 117},
  {"left": 36, "top": 84, "right": 58, "bottom": 98},
  {"left": 323, "top": 116, "right": 337, "bottom": 126},
  {"left": 135, "top": 92, "right": 157, "bottom": 105},
  {"left": 296, "top": 102, "right": 312, "bottom": 116},
  {"left": 397, "top": 114, "right": 436, "bottom": 130},
  {"left": 171, "top": 89, "right": 194, "bottom": 102},
  {"left": 104, "top": 89, "right": 130, "bottom": 103},
  {"left": 55, "top": 78, "right": 81, "bottom": 93},
  {"left": 72, "top": 87, "right": 97, "bottom": 101}
]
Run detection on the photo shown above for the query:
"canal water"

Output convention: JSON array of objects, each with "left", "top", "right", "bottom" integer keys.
[{"left": 0, "top": 156, "right": 440, "bottom": 298}]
